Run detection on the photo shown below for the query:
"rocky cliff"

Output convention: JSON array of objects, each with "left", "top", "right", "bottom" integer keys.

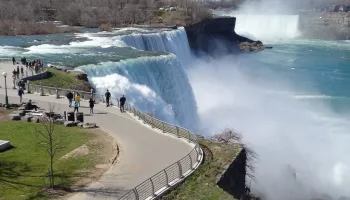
[{"left": 185, "top": 17, "right": 263, "bottom": 56}]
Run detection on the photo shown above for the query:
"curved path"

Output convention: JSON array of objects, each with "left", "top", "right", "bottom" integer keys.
[{"left": 0, "top": 62, "right": 194, "bottom": 199}]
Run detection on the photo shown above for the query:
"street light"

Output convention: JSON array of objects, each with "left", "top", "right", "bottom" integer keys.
[{"left": 2, "top": 72, "right": 9, "bottom": 108}]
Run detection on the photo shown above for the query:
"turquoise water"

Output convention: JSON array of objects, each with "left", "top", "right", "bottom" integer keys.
[{"left": 241, "top": 39, "right": 350, "bottom": 114}]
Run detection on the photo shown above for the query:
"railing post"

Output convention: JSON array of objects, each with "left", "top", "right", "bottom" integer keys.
[
  {"left": 162, "top": 122, "right": 165, "bottom": 133},
  {"left": 189, "top": 154, "right": 194, "bottom": 170},
  {"left": 164, "top": 169, "right": 169, "bottom": 186},
  {"left": 133, "top": 188, "right": 139, "bottom": 200},
  {"left": 149, "top": 178, "right": 155, "bottom": 197},
  {"left": 40, "top": 82, "right": 44, "bottom": 96},
  {"left": 56, "top": 84, "right": 59, "bottom": 99},
  {"left": 177, "top": 161, "right": 183, "bottom": 178},
  {"left": 27, "top": 80, "right": 31, "bottom": 93},
  {"left": 187, "top": 130, "right": 191, "bottom": 142},
  {"left": 176, "top": 127, "right": 180, "bottom": 138}
]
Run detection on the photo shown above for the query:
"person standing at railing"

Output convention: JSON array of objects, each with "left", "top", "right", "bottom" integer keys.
[
  {"left": 16, "top": 66, "right": 20, "bottom": 79},
  {"left": 12, "top": 57, "right": 16, "bottom": 65},
  {"left": 105, "top": 89, "right": 111, "bottom": 107},
  {"left": 67, "top": 91, "right": 74, "bottom": 107},
  {"left": 89, "top": 98, "right": 95, "bottom": 114},
  {"left": 120, "top": 95, "right": 126, "bottom": 113},
  {"left": 20, "top": 66, "right": 24, "bottom": 78}
]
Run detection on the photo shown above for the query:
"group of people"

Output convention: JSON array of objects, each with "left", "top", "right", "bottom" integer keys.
[
  {"left": 66, "top": 89, "right": 127, "bottom": 114},
  {"left": 105, "top": 89, "right": 126, "bottom": 113},
  {"left": 12, "top": 66, "right": 24, "bottom": 79},
  {"left": 12, "top": 57, "right": 44, "bottom": 74}
]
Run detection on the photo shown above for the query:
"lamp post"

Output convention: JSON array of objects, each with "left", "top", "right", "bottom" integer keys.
[{"left": 2, "top": 72, "right": 9, "bottom": 108}]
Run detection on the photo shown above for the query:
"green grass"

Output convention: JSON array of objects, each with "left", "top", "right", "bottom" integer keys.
[
  {"left": 31, "top": 68, "right": 90, "bottom": 91},
  {"left": 0, "top": 121, "right": 94, "bottom": 200},
  {"left": 160, "top": 138, "right": 241, "bottom": 200}
]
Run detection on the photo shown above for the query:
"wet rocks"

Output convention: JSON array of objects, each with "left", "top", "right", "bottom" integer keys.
[{"left": 239, "top": 41, "right": 266, "bottom": 52}]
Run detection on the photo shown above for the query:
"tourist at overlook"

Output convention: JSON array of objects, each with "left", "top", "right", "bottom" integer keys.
[
  {"left": 75, "top": 93, "right": 81, "bottom": 106},
  {"left": 16, "top": 66, "right": 20, "bottom": 79},
  {"left": 120, "top": 95, "right": 126, "bottom": 113},
  {"left": 20, "top": 66, "right": 24, "bottom": 78},
  {"left": 105, "top": 89, "right": 111, "bottom": 107},
  {"left": 73, "top": 100, "right": 79, "bottom": 113},
  {"left": 18, "top": 87, "right": 24, "bottom": 103},
  {"left": 25, "top": 100, "right": 39, "bottom": 111},
  {"left": 67, "top": 91, "right": 73, "bottom": 107},
  {"left": 89, "top": 98, "right": 95, "bottom": 114},
  {"left": 12, "top": 57, "right": 15, "bottom": 65}
]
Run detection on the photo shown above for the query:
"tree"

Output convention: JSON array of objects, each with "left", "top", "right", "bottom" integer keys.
[{"left": 35, "top": 104, "right": 65, "bottom": 189}]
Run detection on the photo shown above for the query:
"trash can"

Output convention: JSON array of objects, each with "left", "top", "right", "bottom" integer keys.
[
  {"left": 67, "top": 112, "right": 75, "bottom": 121},
  {"left": 76, "top": 112, "right": 84, "bottom": 122}
]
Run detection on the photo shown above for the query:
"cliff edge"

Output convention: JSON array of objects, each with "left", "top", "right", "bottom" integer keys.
[{"left": 185, "top": 17, "right": 264, "bottom": 56}]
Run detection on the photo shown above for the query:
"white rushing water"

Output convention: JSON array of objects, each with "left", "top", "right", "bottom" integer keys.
[{"left": 77, "top": 54, "right": 199, "bottom": 129}]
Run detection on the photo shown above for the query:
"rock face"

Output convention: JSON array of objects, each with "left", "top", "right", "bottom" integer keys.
[
  {"left": 185, "top": 17, "right": 261, "bottom": 56},
  {"left": 216, "top": 148, "right": 247, "bottom": 199}
]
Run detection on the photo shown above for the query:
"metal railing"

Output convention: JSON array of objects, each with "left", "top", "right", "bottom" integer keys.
[
  {"left": 23, "top": 83, "right": 203, "bottom": 200},
  {"left": 115, "top": 101, "right": 203, "bottom": 200}
]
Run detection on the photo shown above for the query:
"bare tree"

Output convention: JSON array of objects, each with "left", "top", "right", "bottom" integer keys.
[{"left": 35, "top": 103, "right": 65, "bottom": 189}]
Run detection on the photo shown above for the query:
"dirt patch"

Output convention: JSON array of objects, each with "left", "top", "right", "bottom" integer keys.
[
  {"left": 70, "top": 128, "right": 119, "bottom": 188},
  {"left": 0, "top": 108, "right": 12, "bottom": 122},
  {"left": 60, "top": 144, "right": 89, "bottom": 160}
]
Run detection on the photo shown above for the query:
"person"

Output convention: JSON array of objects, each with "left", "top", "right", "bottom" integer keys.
[
  {"left": 73, "top": 100, "right": 79, "bottom": 113},
  {"left": 105, "top": 89, "right": 111, "bottom": 107},
  {"left": 119, "top": 95, "right": 126, "bottom": 113},
  {"left": 12, "top": 69, "right": 16, "bottom": 78},
  {"left": 20, "top": 66, "right": 24, "bottom": 78},
  {"left": 25, "top": 61, "right": 28, "bottom": 69},
  {"left": 67, "top": 91, "right": 73, "bottom": 107},
  {"left": 12, "top": 57, "right": 15, "bottom": 65},
  {"left": 25, "top": 100, "right": 39, "bottom": 111},
  {"left": 18, "top": 87, "right": 24, "bottom": 103},
  {"left": 75, "top": 93, "right": 80, "bottom": 106},
  {"left": 89, "top": 98, "right": 95, "bottom": 114},
  {"left": 16, "top": 66, "right": 19, "bottom": 79}
]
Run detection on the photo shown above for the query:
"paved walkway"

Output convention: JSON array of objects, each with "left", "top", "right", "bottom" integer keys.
[{"left": 0, "top": 62, "right": 194, "bottom": 199}]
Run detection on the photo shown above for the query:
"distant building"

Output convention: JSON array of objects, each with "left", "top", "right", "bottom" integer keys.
[
  {"left": 329, "top": 5, "right": 340, "bottom": 12},
  {"left": 339, "top": 5, "right": 346, "bottom": 12}
]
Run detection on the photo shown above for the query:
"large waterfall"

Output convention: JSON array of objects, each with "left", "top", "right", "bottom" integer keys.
[
  {"left": 227, "top": 14, "right": 301, "bottom": 41},
  {"left": 119, "top": 27, "right": 192, "bottom": 66},
  {"left": 77, "top": 54, "right": 198, "bottom": 129}
]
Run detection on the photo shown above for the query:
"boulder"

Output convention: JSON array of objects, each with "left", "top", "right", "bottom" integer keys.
[
  {"left": 77, "top": 123, "right": 84, "bottom": 127},
  {"left": 10, "top": 114, "right": 21, "bottom": 121},
  {"left": 21, "top": 116, "right": 33, "bottom": 122},
  {"left": 64, "top": 121, "right": 79, "bottom": 127},
  {"left": 83, "top": 123, "right": 97, "bottom": 129},
  {"left": 32, "top": 117, "right": 40, "bottom": 123},
  {"left": 12, "top": 110, "right": 25, "bottom": 116},
  {"left": 54, "top": 119, "right": 66, "bottom": 125},
  {"left": 18, "top": 106, "right": 26, "bottom": 110}
]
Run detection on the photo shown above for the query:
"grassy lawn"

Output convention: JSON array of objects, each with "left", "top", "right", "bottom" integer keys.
[
  {"left": 31, "top": 68, "right": 91, "bottom": 91},
  {"left": 160, "top": 138, "right": 242, "bottom": 200},
  {"left": 0, "top": 121, "right": 95, "bottom": 200}
]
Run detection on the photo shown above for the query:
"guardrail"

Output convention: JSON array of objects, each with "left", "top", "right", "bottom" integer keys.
[{"left": 24, "top": 83, "right": 203, "bottom": 200}]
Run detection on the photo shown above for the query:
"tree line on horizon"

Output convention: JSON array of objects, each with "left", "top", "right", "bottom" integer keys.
[{"left": 0, "top": 0, "right": 211, "bottom": 35}]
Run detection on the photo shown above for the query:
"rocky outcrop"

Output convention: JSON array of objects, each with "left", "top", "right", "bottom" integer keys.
[
  {"left": 185, "top": 17, "right": 263, "bottom": 56},
  {"left": 217, "top": 148, "right": 247, "bottom": 199}
]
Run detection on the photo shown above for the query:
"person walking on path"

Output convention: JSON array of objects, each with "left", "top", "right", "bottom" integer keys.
[
  {"left": 105, "top": 89, "right": 111, "bottom": 107},
  {"left": 67, "top": 91, "right": 73, "bottom": 107},
  {"left": 75, "top": 93, "right": 81, "bottom": 106},
  {"left": 120, "top": 95, "right": 126, "bottom": 113},
  {"left": 18, "top": 87, "right": 24, "bottom": 103},
  {"left": 89, "top": 98, "right": 95, "bottom": 114},
  {"left": 12, "top": 57, "right": 16, "bottom": 65},
  {"left": 16, "top": 66, "right": 20, "bottom": 79},
  {"left": 20, "top": 66, "right": 24, "bottom": 78},
  {"left": 73, "top": 100, "right": 79, "bottom": 113}
]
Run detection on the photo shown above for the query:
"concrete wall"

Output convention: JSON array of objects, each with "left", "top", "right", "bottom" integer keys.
[
  {"left": 22, "top": 71, "right": 50, "bottom": 82},
  {"left": 217, "top": 148, "right": 247, "bottom": 199}
]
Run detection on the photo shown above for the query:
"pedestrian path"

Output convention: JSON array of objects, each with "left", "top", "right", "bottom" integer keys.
[{"left": 0, "top": 62, "right": 194, "bottom": 199}]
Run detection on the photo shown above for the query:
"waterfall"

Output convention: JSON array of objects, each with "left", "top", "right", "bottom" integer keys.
[
  {"left": 77, "top": 54, "right": 199, "bottom": 130},
  {"left": 222, "top": 13, "right": 301, "bottom": 41},
  {"left": 119, "top": 27, "right": 192, "bottom": 66}
]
